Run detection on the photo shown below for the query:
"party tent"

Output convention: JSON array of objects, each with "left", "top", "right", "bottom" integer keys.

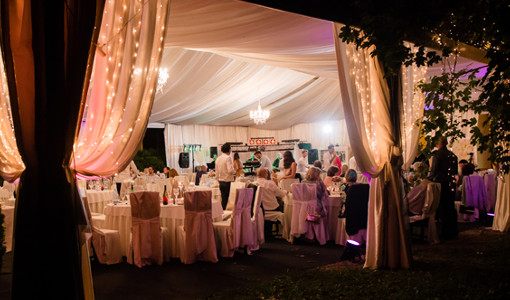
[{"left": 150, "top": 0, "right": 483, "bottom": 170}]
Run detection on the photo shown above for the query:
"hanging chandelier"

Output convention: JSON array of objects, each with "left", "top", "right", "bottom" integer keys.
[
  {"left": 249, "top": 101, "right": 270, "bottom": 125},
  {"left": 156, "top": 68, "right": 169, "bottom": 94}
]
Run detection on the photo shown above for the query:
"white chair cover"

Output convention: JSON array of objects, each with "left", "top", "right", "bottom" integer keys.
[
  {"left": 409, "top": 182, "right": 441, "bottom": 244},
  {"left": 462, "top": 175, "right": 487, "bottom": 210},
  {"left": 226, "top": 182, "right": 246, "bottom": 211},
  {"left": 133, "top": 185, "right": 145, "bottom": 192},
  {"left": 250, "top": 187, "right": 265, "bottom": 251},
  {"left": 290, "top": 183, "right": 329, "bottom": 245},
  {"left": 83, "top": 195, "right": 122, "bottom": 265},
  {"left": 177, "top": 190, "right": 218, "bottom": 264},
  {"left": 280, "top": 178, "right": 299, "bottom": 193},
  {"left": 2, "top": 181, "right": 16, "bottom": 195},
  {"left": 128, "top": 191, "right": 164, "bottom": 267},
  {"left": 213, "top": 188, "right": 254, "bottom": 257}
]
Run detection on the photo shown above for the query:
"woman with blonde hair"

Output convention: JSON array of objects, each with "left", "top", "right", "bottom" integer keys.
[
  {"left": 233, "top": 152, "right": 244, "bottom": 178},
  {"left": 303, "top": 167, "right": 328, "bottom": 216}
]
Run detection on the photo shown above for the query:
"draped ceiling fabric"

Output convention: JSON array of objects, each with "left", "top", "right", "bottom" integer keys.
[
  {"left": 150, "top": 0, "right": 344, "bottom": 130},
  {"left": 0, "top": 50, "right": 24, "bottom": 181},
  {"left": 72, "top": 0, "right": 170, "bottom": 177},
  {"left": 334, "top": 23, "right": 412, "bottom": 269},
  {"left": 164, "top": 121, "right": 348, "bottom": 173}
]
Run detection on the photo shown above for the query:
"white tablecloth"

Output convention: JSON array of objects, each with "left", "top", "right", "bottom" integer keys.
[
  {"left": 103, "top": 200, "right": 223, "bottom": 257},
  {"left": 281, "top": 193, "right": 347, "bottom": 245},
  {"left": 85, "top": 190, "right": 116, "bottom": 214},
  {"left": 1, "top": 205, "right": 14, "bottom": 252}
]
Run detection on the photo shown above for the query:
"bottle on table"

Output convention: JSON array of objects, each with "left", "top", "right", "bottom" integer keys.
[{"left": 162, "top": 185, "right": 169, "bottom": 205}]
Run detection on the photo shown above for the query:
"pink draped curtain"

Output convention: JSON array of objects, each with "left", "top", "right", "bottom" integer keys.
[{"left": 71, "top": 0, "right": 170, "bottom": 177}]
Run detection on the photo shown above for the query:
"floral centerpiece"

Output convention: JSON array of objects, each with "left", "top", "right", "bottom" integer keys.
[{"left": 332, "top": 176, "right": 342, "bottom": 183}]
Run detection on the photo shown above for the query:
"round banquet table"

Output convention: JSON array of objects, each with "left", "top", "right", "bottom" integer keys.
[
  {"left": 85, "top": 189, "right": 117, "bottom": 214},
  {"left": 281, "top": 193, "right": 348, "bottom": 245},
  {"left": 1, "top": 205, "right": 14, "bottom": 252},
  {"left": 103, "top": 199, "right": 223, "bottom": 258}
]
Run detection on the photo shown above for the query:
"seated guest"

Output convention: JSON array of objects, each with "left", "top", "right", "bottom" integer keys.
[
  {"left": 279, "top": 150, "right": 301, "bottom": 182},
  {"left": 339, "top": 165, "right": 349, "bottom": 177},
  {"left": 456, "top": 159, "right": 469, "bottom": 187},
  {"left": 146, "top": 166, "right": 157, "bottom": 184},
  {"left": 168, "top": 168, "right": 179, "bottom": 178},
  {"left": 313, "top": 160, "right": 326, "bottom": 172},
  {"left": 302, "top": 167, "right": 328, "bottom": 217},
  {"left": 195, "top": 165, "right": 208, "bottom": 185},
  {"left": 323, "top": 166, "right": 340, "bottom": 187},
  {"left": 255, "top": 168, "right": 287, "bottom": 212},
  {"left": 163, "top": 166, "right": 170, "bottom": 178},
  {"left": 341, "top": 169, "right": 358, "bottom": 194}
]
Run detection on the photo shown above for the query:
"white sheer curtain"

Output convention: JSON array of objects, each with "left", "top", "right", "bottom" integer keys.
[
  {"left": 401, "top": 43, "right": 428, "bottom": 170},
  {"left": 71, "top": 0, "right": 170, "bottom": 176},
  {"left": 334, "top": 23, "right": 411, "bottom": 269},
  {"left": 0, "top": 49, "right": 25, "bottom": 181}
]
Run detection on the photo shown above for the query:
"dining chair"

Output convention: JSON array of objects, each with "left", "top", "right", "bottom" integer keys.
[
  {"left": 225, "top": 181, "right": 246, "bottom": 211},
  {"left": 344, "top": 183, "right": 370, "bottom": 245},
  {"left": 409, "top": 182, "right": 441, "bottom": 243},
  {"left": 174, "top": 175, "right": 190, "bottom": 187},
  {"left": 127, "top": 191, "right": 170, "bottom": 267},
  {"left": 176, "top": 190, "right": 218, "bottom": 264},
  {"left": 280, "top": 178, "right": 299, "bottom": 193},
  {"left": 249, "top": 186, "right": 265, "bottom": 251},
  {"left": 213, "top": 188, "right": 254, "bottom": 257},
  {"left": 290, "top": 183, "right": 328, "bottom": 245},
  {"left": 82, "top": 195, "right": 122, "bottom": 265}
]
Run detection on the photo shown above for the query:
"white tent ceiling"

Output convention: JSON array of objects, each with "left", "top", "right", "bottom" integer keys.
[{"left": 149, "top": 0, "right": 482, "bottom": 130}]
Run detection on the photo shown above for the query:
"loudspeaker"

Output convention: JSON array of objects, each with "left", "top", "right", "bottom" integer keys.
[
  {"left": 179, "top": 152, "right": 190, "bottom": 168},
  {"left": 298, "top": 142, "right": 311, "bottom": 150},
  {"left": 210, "top": 146, "right": 218, "bottom": 158},
  {"left": 308, "top": 149, "right": 319, "bottom": 165}
]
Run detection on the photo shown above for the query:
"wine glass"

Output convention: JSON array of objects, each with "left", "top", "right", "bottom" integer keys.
[{"left": 173, "top": 188, "right": 179, "bottom": 202}]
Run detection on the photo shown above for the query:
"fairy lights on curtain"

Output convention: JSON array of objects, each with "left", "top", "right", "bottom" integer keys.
[
  {"left": 71, "top": 0, "right": 170, "bottom": 176},
  {"left": 345, "top": 45, "right": 381, "bottom": 165},
  {"left": 0, "top": 49, "right": 25, "bottom": 181},
  {"left": 402, "top": 43, "right": 428, "bottom": 170}
]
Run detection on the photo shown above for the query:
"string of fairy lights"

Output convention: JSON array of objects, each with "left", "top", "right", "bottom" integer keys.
[
  {"left": 72, "top": 0, "right": 169, "bottom": 176},
  {"left": 345, "top": 44, "right": 380, "bottom": 165},
  {"left": 401, "top": 43, "right": 428, "bottom": 167},
  {"left": 0, "top": 46, "right": 25, "bottom": 179}
]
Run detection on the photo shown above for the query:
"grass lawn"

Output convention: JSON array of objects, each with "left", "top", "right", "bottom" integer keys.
[{"left": 205, "top": 226, "right": 510, "bottom": 299}]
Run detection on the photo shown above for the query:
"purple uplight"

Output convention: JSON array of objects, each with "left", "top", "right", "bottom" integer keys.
[
  {"left": 347, "top": 239, "right": 360, "bottom": 246},
  {"left": 487, "top": 213, "right": 495, "bottom": 217}
]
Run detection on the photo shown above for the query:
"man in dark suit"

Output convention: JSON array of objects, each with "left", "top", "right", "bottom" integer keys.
[{"left": 428, "top": 136, "right": 459, "bottom": 239}]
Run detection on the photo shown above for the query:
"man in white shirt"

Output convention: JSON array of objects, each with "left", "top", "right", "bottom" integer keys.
[
  {"left": 216, "top": 143, "right": 236, "bottom": 209},
  {"left": 255, "top": 150, "right": 272, "bottom": 170},
  {"left": 349, "top": 156, "right": 360, "bottom": 172},
  {"left": 255, "top": 168, "right": 287, "bottom": 212},
  {"left": 296, "top": 149, "right": 308, "bottom": 174},
  {"left": 322, "top": 144, "right": 336, "bottom": 170}
]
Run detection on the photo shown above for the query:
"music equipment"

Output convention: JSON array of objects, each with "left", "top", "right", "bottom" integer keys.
[
  {"left": 179, "top": 152, "right": 190, "bottom": 168},
  {"left": 210, "top": 146, "right": 218, "bottom": 158},
  {"left": 308, "top": 149, "right": 319, "bottom": 165}
]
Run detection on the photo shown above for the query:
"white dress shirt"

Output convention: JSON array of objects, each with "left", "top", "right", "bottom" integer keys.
[
  {"left": 349, "top": 156, "right": 360, "bottom": 172},
  {"left": 322, "top": 151, "right": 332, "bottom": 170},
  {"left": 216, "top": 153, "right": 235, "bottom": 182},
  {"left": 259, "top": 155, "right": 273, "bottom": 170},
  {"left": 297, "top": 156, "right": 308, "bottom": 173},
  {"left": 255, "top": 177, "right": 287, "bottom": 211}
]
